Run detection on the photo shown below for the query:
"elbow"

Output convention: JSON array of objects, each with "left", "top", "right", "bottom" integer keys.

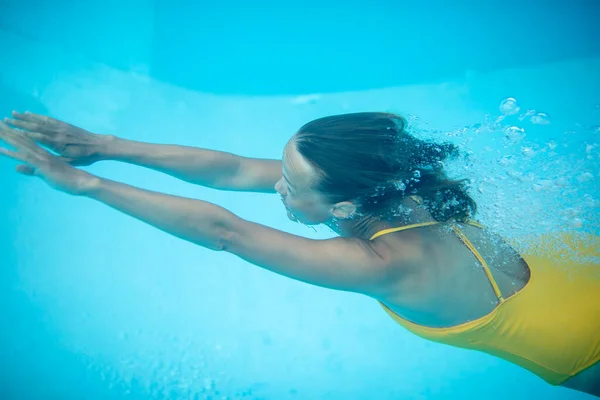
[
  {"left": 211, "top": 213, "right": 240, "bottom": 252},
  {"left": 214, "top": 227, "right": 236, "bottom": 252},
  {"left": 202, "top": 208, "right": 247, "bottom": 253}
]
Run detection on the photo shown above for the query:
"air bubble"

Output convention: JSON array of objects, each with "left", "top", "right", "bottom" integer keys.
[
  {"left": 499, "top": 97, "right": 520, "bottom": 115},
  {"left": 554, "top": 177, "right": 568, "bottom": 187},
  {"left": 498, "top": 155, "right": 516, "bottom": 167},
  {"left": 521, "top": 147, "right": 535, "bottom": 158},
  {"left": 570, "top": 218, "right": 583, "bottom": 228},
  {"left": 533, "top": 180, "right": 553, "bottom": 192},
  {"left": 583, "top": 195, "right": 599, "bottom": 208},
  {"left": 504, "top": 126, "right": 526, "bottom": 142},
  {"left": 519, "top": 172, "right": 536, "bottom": 182},
  {"left": 577, "top": 172, "right": 594, "bottom": 183},
  {"left": 392, "top": 181, "right": 406, "bottom": 191},
  {"left": 531, "top": 112, "right": 550, "bottom": 125}
]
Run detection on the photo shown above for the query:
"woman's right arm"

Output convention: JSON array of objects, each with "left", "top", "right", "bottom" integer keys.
[
  {"left": 6, "top": 111, "right": 282, "bottom": 193},
  {"left": 103, "top": 137, "right": 282, "bottom": 193}
]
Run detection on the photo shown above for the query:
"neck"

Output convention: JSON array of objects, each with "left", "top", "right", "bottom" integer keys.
[
  {"left": 325, "top": 196, "right": 433, "bottom": 240},
  {"left": 325, "top": 214, "right": 383, "bottom": 239}
]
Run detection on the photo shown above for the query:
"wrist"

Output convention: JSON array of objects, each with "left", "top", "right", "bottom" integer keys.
[
  {"left": 77, "top": 174, "right": 103, "bottom": 197},
  {"left": 97, "top": 134, "right": 124, "bottom": 160}
]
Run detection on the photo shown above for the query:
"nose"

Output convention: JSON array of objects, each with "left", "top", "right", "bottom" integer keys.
[{"left": 274, "top": 178, "right": 286, "bottom": 195}]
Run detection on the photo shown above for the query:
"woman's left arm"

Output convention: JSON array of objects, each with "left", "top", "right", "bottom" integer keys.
[
  {"left": 85, "top": 177, "right": 393, "bottom": 294},
  {"left": 84, "top": 177, "right": 232, "bottom": 251}
]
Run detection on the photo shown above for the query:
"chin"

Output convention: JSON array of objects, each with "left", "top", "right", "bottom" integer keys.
[{"left": 286, "top": 209, "right": 298, "bottom": 222}]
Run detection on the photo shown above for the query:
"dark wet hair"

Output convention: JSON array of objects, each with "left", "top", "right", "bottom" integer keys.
[{"left": 294, "top": 112, "right": 477, "bottom": 222}]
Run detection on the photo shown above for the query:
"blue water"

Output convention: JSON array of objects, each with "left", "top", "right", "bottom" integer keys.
[{"left": 1, "top": 1, "right": 599, "bottom": 399}]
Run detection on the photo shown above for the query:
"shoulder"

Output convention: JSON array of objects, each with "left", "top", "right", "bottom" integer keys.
[{"left": 220, "top": 214, "right": 403, "bottom": 296}]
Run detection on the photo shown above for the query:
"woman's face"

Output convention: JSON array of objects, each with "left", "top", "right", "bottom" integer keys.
[{"left": 274, "top": 139, "right": 334, "bottom": 225}]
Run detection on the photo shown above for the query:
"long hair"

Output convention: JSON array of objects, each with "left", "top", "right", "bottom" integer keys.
[{"left": 294, "top": 112, "right": 477, "bottom": 222}]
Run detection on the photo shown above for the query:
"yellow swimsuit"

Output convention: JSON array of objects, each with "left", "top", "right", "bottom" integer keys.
[{"left": 371, "top": 221, "right": 600, "bottom": 385}]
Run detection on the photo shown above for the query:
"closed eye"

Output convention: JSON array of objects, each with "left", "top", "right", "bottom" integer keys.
[{"left": 283, "top": 176, "right": 296, "bottom": 195}]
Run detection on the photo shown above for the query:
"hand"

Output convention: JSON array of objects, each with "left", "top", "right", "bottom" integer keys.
[
  {"left": 4, "top": 111, "right": 111, "bottom": 170},
  {"left": 0, "top": 121, "right": 99, "bottom": 196}
]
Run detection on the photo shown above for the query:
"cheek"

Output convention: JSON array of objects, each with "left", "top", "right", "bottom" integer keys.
[
  {"left": 287, "top": 196, "right": 331, "bottom": 223},
  {"left": 285, "top": 196, "right": 305, "bottom": 212}
]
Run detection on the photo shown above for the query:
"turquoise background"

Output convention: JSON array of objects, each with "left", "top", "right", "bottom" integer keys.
[{"left": 1, "top": 1, "right": 598, "bottom": 399}]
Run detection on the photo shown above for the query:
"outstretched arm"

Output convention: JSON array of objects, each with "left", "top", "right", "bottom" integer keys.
[
  {"left": 0, "top": 121, "right": 391, "bottom": 295},
  {"left": 6, "top": 111, "right": 282, "bottom": 193},
  {"left": 85, "top": 177, "right": 391, "bottom": 293},
  {"left": 102, "top": 137, "right": 282, "bottom": 193}
]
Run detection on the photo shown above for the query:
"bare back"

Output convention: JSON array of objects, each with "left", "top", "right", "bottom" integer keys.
[{"left": 379, "top": 222, "right": 530, "bottom": 328}]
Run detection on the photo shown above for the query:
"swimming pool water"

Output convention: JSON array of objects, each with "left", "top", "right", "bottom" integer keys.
[{"left": 1, "top": 1, "right": 598, "bottom": 399}]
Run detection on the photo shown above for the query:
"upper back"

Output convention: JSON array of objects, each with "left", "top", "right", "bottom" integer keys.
[{"left": 373, "top": 221, "right": 530, "bottom": 328}]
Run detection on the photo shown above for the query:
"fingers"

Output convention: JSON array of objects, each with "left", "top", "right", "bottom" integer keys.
[
  {"left": 0, "top": 147, "right": 28, "bottom": 163},
  {"left": 5, "top": 120, "right": 60, "bottom": 156},
  {"left": 0, "top": 120, "right": 23, "bottom": 142},
  {"left": 0, "top": 121, "right": 18, "bottom": 146},
  {"left": 0, "top": 122, "right": 50, "bottom": 167},
  {"left": 5, "top": 112, "right": 58, "bottom": 135},
  {"left": 1, "top": 147, "right": 37, "bottom": 176},
  {"left": 0, "top": 121, "right": 42, "bottom": 152},
  {"left": 24, "top": 131, "right": 51, "bottom": 144},
  {"left": 2, "top": 119, "right": 55, "bottom": 145},
  {"left": 4, "top": 117, "right": 40, "bottom": 131},
  {"left": 11, "top": 111, "right": 54, "bottom": 125}
]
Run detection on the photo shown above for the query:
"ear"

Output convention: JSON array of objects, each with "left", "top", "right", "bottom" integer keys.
[{"left": 331, "top": 201, "right": 358, "bottom": 219}]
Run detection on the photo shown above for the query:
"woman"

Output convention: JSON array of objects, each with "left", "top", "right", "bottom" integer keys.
[{"left": 1, "top": 111, "right": 598, "bottom": 397}]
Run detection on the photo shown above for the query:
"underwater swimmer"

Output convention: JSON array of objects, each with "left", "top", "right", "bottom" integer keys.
[{"left": 1, "top": 111, "right": 599, "bottom": 397}]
